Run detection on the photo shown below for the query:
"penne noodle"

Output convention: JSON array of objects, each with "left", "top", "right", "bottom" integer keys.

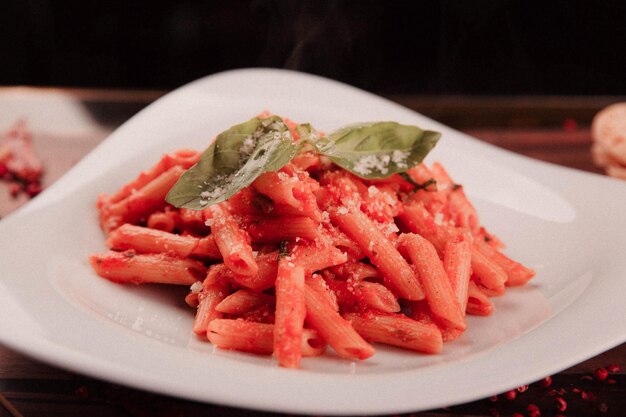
[
  {"left": 90, "top": 251, "right": 206, "bottom": 286},
  {"left": 146, "top": 210, "right": 178, "bottom": 232},
  {"left": 106, "top": 224, "right": 220, "bottom": 260},
  {"left": 328, "top": 260, "right": 380, "bottom": 282},
  {"left": 329, "top": 280, "right": 401, "bottom": 313},
  {"left": 178, "top": 207, "right": 210, "bottom": 235},
  {"left": 208, "top": 319, "right": 326, "bottom": 357},
  {"left": 107, "top": 165, "right": 185, "bottom": 225},
  {"left": 247, "top": 217, "right": 323, "bottom": 243},
  {"left": 108, "top": 149, "right": 199, "bottom": 204},
  {"left": 345, "top": 311, "right": 442, "bottom": 354},
  {"left": 229, "top": 251, "right": 279, "bottom": 292},
  {"left": 470, "top": 247, "right": 507, "bottom": 295},
  {"left": 475, "top": 240, "right": 535, "bottom": 287},
  {"left": 304, "top": 283, "right": 375, "bottom": 360},
  {"left": 332, "top": 207, "right": 424, "bottom": 301},
  {"left": 274, "top": 259, "right": 306, "bottom": 368},
  {"left": 215, "top": 289, "right": 275, "bottom": 315},
  {"left": 443, "top": 233, "right": 472, "bottom": 314},
  {"left": 290, "top": 242, "right": 348, "bottom": 274},
  {"left": 210, "top": 205, "right": 258, "bottom": 277},
  {"left": 467, "top": 281, "right": 494, "bottom": 316},
  {"left": 399, "top": 233, "right": 466, "bottom": 332},
  {"left": 306, "top": 274, "right": 339, "bottom": 311},
  {"left": 193, "top": 282, "right": 228, "bottom": 335}
]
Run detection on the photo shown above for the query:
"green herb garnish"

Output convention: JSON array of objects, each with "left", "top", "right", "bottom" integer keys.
[{"left": 166, "top": 116, "right": 440, "bottom": 209}]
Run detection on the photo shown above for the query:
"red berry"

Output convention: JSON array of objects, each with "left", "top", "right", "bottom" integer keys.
[
  {"left": 607, "top": 364, "right": 621, "bottom": 372},
  {"left": 516, "top": 384, "right": 529, "bottom": 393},
  {"left": 25, "top": 181, "right": 42, "bottom": 197},
  {"left": 489, "top": 408, "right": 500, "bottom": 417},
  {"left": 562, "top": 118, "right": 578, "bottom": 132},
  {"left": 553, "top": 397, "right": 567, "bottom": 412},
  {"left": 9, "top": 182, "right": 22, "bottom": 197},
  {"left": 75, "top": 386, "right": 89, "bottom": 398},
  {"left": 527, "top": 403, "right": 541, "bottom": 417},
  {"left": 0, "top": 163, "right": 8, "bottom": 177},
  {"left": 607, "top": 378, "right": 616, "bottom": 385},
  {"left": 581, "top": 390, "right": 597, "bottom": 401},
  {"left": 504, "top": 390, "right": 517, "bottom": 400},
  {"left": 538, "top": 376, "right": 552, "bottom": 387},
  {"left": 594, "top": 367, "right": 609, "bottom": 381}
]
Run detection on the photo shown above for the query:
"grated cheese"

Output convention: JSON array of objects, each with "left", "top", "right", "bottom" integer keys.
[
  {"left": 190, "top": 281, "right": 204, "bottom": 294},
  {"left": 391, "top": 150, "right": 409, "bottom": 168},
  {"left": 353, "top": 154, "right": 391, "bottom": 176}
]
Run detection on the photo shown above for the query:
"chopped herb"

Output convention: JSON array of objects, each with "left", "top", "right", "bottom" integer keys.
[
  {"left": 278, "top": 241, "right": 290, "bottom": 258},
  {"left": 400, "top": 173, "right": 437, "bottom": 192}
]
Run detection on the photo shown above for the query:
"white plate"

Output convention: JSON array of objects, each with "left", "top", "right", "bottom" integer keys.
[{"left": 1, "top": 69, "right": 626, "bottom": 415}]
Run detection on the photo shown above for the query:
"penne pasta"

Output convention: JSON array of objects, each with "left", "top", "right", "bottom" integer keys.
[
  {"left": 274, "top": 258, "right": 306, "bottom": 368},
  {"left": 90, "top": 251, "right": 206, "bottom": 286},
  {"left": 304, "top": 283, "right": 375, "bottom": 360},
  {"left": 345, "top": 311, "right": 443, "bottom": 354},
  {"left": 332, "top": 207, "right": 424, "bottom": 301},
  {"left": 443, "top": 233, "right": 472, "bottom": 314},
  {"left": 210, "top": 205, "right": 258, "bottom": 277},
  {"left": 208, "top": 319, "right": 326, "bottom": 357},
  {"left": 90, "top": 114, "right": 535, "bottom": 369},
  {"left": 399, "top": 233, "right": 466, "bottom": 332}
]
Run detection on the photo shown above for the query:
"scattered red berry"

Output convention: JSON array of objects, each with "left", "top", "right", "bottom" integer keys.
[
  {"left": 9, "top": 182, "right": 22, "bottom": 197},
  {"left": 553, "top": 397, "right": 567, "bottom": 412},
  {"left": 0, "top": 163, "right": 8, "bottom": 177},
  {"left": 607, "top": 378, "right": 616, "bottom": 385},
  {"left": 607, "top": 364, "right": 621, "bottom": 373},
  {"left": 75, "top": 386, "right": 89, "bottom": 398},
  {"left": 538, "top": 376, "right": 552, "bottom": 387},
  {"left": 581, "top": 390, "right": 597, "bottom": 401},
  {"left": 516, "top": 384, "right": 529, "bottom": 393},
  {"left": 504, "top": 390, "right": 517, "bottom": 401},
  {"left": 594, "top": 367, "right": 609, "bottom": 381},
  {"left": 526, "top": 403, "right": 541, "bottom": 417},
  {"left": 488, "top": 408, "right": 500, "bottom": 417},
  {"left": 548, "top": 388, "right": 566, "bottom": 396},
  {"left": 562, "top": 118, "right": 578, "bottom": 132},
  {"left": 25, "top": 181, "right": 42, "bottom": 197}
]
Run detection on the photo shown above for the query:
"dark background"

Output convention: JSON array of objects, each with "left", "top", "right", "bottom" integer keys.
[{"left": 2, "top": 0, "right": 626, "bottom": 95}]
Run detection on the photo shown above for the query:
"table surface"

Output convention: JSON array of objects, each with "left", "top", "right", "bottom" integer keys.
[{"left": 0, "top": 88, "right": 624, "bottom": 417}]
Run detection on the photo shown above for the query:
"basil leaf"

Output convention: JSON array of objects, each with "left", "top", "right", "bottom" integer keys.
[
  {"left": 295, "top": 123, "right": 318, "bottom": 142},
  {"left": 165, "top": 116, "right": 297, "bottom": 209},
  {"left": 314, "top": 122, "right": 440, "bottom": 179}
]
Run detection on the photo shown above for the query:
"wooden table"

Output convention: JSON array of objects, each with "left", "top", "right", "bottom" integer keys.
[{"left": 0, "top": 89, "right": 624, "bottom": 417}]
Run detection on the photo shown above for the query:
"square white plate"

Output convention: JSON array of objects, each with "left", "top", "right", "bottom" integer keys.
[{"left": 1, "top": 69, "right": 626, "bottom": 415}]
